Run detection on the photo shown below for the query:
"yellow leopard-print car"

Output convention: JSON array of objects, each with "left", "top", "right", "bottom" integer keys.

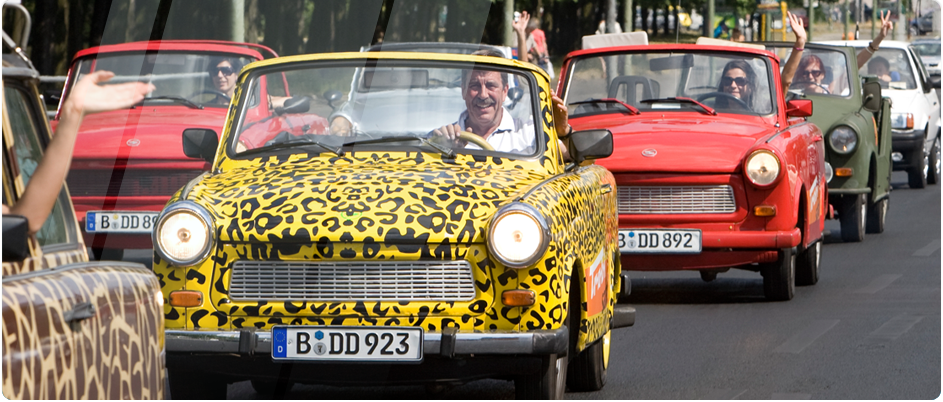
[{"left": 154, "top": 51, "right": 634, "bottom": 399}]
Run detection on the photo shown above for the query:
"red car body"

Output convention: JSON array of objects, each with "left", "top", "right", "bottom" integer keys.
[
  {"left": 52, "top": 40, "right": 281, "bottom": 257},
  {"left": 558, "top": 44, "right": 827, "bottom": 300}
]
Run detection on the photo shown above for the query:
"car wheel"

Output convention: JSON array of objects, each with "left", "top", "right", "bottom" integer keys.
[
  {"left": 761, "top": 247, "right": 795, "bottom": 301},
  {"left": 839, "top": 194, "right": 866, "bottom": 242},
  {"left": 795, "top": 240, "right": 820, "bottom": 286},
  {"left": 168, "top": 370, "right": 227, "bottom": 399},
  {"left": 567, "top": 329, "right": 610, "bottom": 392},
  {"left": 927, "top": 137, "right": 940, "bottom": 185},
  {"left": 91, "top": 247, "right": 124, "bottom": 261},
  {"left": 515, "top": 354, "right": 568, "bottom": 399},
  {"left": 866, "top": 197, "right": 888, "bottom": 234},
  {"left": 908, "top": 144, "right": 928, "bottom": 189},
  {"left": 250, "top": 379, "right": 294, "bottom": 396},
  {"left": 699, "top": 270, "right": 717, "bottom": 282}
]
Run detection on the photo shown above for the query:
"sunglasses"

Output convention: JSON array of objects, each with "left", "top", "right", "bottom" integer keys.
[
  {"left": 799, "top": 69, "right": 824, "bottom": 78},
  {"left": 720, "top": 76, "right": 748, "bottom": 87},
  {"left": 213, "top": 66, "right": 235, "bottom": 76}
]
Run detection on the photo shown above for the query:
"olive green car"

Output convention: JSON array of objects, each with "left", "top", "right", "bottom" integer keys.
[{"left": 766, "top": 43, "right": 892, "bottom": 242}]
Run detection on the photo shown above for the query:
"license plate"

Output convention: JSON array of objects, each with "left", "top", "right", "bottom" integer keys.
[
  {"left": 271, "top": 326, "right": 423, "bottom": 362},
  {"left": 85, "top": 211, "right": 160, "bottom": 234},
  {"left": 618, "top": 229, "right": 702, "bottom": 254}
]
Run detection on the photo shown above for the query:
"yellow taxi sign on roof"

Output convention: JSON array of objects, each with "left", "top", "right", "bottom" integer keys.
[
  {"left": 582, "top": 31, "right": 649, "bottom": 49},
  {"left": 696, "top": 37, "right": 766, "bottom": 51}
]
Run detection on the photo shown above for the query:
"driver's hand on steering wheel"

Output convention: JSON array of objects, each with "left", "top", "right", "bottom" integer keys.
[{"left": 433, "top": 123, "right": 470, "bottom": 147}]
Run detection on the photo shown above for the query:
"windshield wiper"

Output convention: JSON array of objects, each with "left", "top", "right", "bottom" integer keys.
[
  {"left": 641, "top": 97, "right": 716, "bottom": 116},
  {"left": 344, "top": 134, "right": 455, "bottom": 158},
  {"left": 569, "top": 98, "right": 640, "bottom": 115},
  {"left": 139, "top": 96, "right": 204, "bottom": 110},
  {"left": 243, "top": 134, "right": 344, "bottom": 157}
]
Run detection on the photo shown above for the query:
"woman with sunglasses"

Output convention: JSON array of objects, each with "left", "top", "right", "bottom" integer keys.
[
  {"left": 209, "top": 57, "right": 242, "bottom": 105},
  {"left": 792, "top": 54, "right": 831, "bottom": 94}
]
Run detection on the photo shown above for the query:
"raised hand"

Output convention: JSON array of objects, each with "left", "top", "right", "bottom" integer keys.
[
  {"left": 64, "top": 70, "right": 154, "bottom": 116},
  {"left": 875, "top": 10, "right": 893, "bottom": 42},
  {"left": 512, "top": 10, "right": 530, "bottom": 34},
  {"left": 787, "top": 11, "right": 807, "bottom": 48}
]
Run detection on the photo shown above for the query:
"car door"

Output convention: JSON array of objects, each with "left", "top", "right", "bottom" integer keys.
[
  {"left": 2, "top": 76, "right": 166, "bottom": 399},
  {"left": 908, "top": 46, "right": 941, "bottom": 148}
]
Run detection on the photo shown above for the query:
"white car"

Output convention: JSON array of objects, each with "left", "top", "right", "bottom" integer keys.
[{"left": 819, "top": 40, "right": 942, "bottom": 188}]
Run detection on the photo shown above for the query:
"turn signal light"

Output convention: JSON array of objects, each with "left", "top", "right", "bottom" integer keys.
[
  {"left": 754, "top": 205, "right": 777, "bottom": 217},
  {"left": 835, "top": 167, "right": 853, "bottom": 177},
  {"left": 502, "top": 290, "right": 536, "bottom": 307},
  {"left": 169, "top": 290, "right": 203, "bottom": 307}
]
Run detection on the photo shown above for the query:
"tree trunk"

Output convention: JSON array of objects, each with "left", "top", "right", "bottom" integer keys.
[
  {"left": 65, "top": 0, "right": 86, "bottom": 66},
  {"left": 32, "top": 0, "right": 57, "bottom": 75},
  {"left": 306, "top": 0, "right": 333, "bottom": 53},
  {"left": 89, "top": 0, "right": 113, "bottom": 47},
  {"left": 245, "top": 0, "right": 261, "bottom": 44}
]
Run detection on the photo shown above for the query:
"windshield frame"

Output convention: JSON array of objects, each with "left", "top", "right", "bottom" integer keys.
[
  {"left": 225, "top": 57, "right": 546, "bottom": 162},
  {"left": 561, "top": 48, "right": 780, "bottom": 118}
]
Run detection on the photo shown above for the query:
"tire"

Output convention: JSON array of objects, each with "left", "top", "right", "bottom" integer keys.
[
  {"left": 169, "top": 371, "right": 227, "bottom": 399},
  {"left": 908, "top": 143, "right": 928, "bottom": 189},
  {"left": 567, "top": 330, "right": 610, "bottom": 392},
  {"left": 91, "top": 247, "right": 124, "bottom": 261},
  {"left": 515, "top": 354, "right": 568, "bottom": 399},
  {"left": 699, "top": 270, "right": 717, "bottom": 282},
  {"left": 795, "top": 240, "right": 820, "bottom": 286},
  {"left": 761, "top": 247, "right": 795, "bottom": 301},
  {"left": 866, "top": 197, "right": 888, "bottom": 234},
  {"left": 839, "top": 194, "right": 866, "bottom": 243},
  {"left": 928, "top": 137, "right": 940, "bottom": 185},
  {"left": 251, "top": 379, "right": 294, "bottom": 396}
]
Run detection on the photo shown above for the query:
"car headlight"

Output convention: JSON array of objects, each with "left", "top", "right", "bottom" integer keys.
[
  {"left": 487, "top": 204, "right": 550, "bottom": 269},
  {"left": 828, "top": 126, "right": 858, "bottom": 154},
  {"left": 891, "top": 113, "right": 914, "bottom": 130},
  {"left": 744, "top": 149, "right": 781, "bottom": 186},
  {"left": 153, "top": 201, "right": 215, "bottom": 266}
]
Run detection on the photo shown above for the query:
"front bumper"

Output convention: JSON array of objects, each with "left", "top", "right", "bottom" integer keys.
[
  {"left": 891, "top": 129, "right": 926, "bottom": 171},
  {"left": 621, "top": 228, "right": 799, "bottom": 271}
]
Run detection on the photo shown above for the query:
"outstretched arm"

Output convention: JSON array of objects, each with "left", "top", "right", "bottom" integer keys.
[
  {"left": 513, "top": 11, "right": 531, "bottom": 63},
  {"left": 780, "top": 12, "right": 808, "bottom": 94},
  {"left": 857, "top": 10, "right": 892, "bottom": 69},
  {"left": 5, "top": 71, "right": 153, "bottom": 234}
]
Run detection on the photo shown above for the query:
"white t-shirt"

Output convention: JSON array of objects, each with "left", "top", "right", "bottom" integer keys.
[{"left": 456, "top": 108, "right": 536, "bottom": 155}]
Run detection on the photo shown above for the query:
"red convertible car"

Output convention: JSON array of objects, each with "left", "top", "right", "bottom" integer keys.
[
  {"left": 558, "top": 41, "right": 827, "bottom": 301},
  {"left": 51, "top": 40, "right": 285, "bottom": 260}
]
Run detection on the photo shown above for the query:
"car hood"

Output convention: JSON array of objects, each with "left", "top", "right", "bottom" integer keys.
[
  {"left": 572, "top": 115, "right": 771, "bottom": 173},
  {"left": 883, "top": 89, "right": 921, "bottom": 113},
  {"left": 188, "top": 159, "right": 550, "bottom": 243},
  {"left": 67, "top": 106, "right": 228, "bottom": 160}
]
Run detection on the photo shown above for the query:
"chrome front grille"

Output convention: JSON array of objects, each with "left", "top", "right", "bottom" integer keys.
[
  {"left": 618, "top": 185, "right": 736, "bottom": 214},
  {"left": 229, "top": 261, "right": 476, "bottom": 302}
]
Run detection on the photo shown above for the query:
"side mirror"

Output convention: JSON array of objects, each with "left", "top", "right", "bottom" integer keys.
[
  {"left": 275, "top": 96, "right": 311, "bottom": 116},
  {"left": 182, "top": 128, "right": 219, "bottom": 164},
  {"left": 3, "top": 214, "right": 30, "bottom": 261},
  {"left": 323, "top": 90, "right": 343, "bottom": 110},
  {"left": 508, "top": 87, "right": 524, "bottom": 102},
  {"left": 42, "top": 89, "right": 61, "bottom": 104},
  {"left": 862, "top": 81, "right": 882, "bottom": 112},
  {"left": 568, "top": 129, "right": 613, "bottom": 164},
  {"left": 785, "top": 99, "right": 813, "bottom": 118},
  {"left": 930, "top": 75, "right": 941, "bottom": 90}
]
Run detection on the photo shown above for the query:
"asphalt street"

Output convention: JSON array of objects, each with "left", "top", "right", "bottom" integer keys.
[{"left": 124, "top": 171, "right": 940, "bottom": 399}]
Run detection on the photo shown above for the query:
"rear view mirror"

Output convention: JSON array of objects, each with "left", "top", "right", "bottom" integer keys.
[
  {"left": 568, "top": 129, "right": 613, "bottom": 164},
  {"left": 785, "top": 99, "right": 813, "bottom": 118},
  {"left": 3, "top": 214, "right": 30, "bottom": 261},
  {"left": 862, "top": 81, "right": 882, "bottom": 112},
  {"left": 323, "top": 90, "right": 342, "bottom": 110},
  {"left": 275, "top": 96, "right": 311, "bottom": 116},
  {"left": 182, "top": 128, "right": 219, "bottom": 164}
]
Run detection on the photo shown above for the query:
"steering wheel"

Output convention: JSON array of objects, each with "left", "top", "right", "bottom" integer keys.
[
  {"left": 696, "top": 92, "right": 750, "bottom": 110},
  {"left": 458, "top": 132, "right": 495, "bottom": 151},
  {"left": 188, "top": 89, "right": 230, "bottom": 102}
]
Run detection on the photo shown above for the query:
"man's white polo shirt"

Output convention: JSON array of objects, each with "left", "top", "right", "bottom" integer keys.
[{"left": 456, "top": 108, "right": 536, "bottom": 155}]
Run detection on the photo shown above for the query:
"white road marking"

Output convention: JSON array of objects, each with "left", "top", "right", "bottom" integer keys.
[
  {"left": 912, "top": 240, "right": 941, "bottom": 257},
  {"left": 700, "top": 389, "right": 747, "bottom": 400},
  {"left": 773, "top": 319, "right": 840, "bottom": 354},
  {"left": 854, "top": 274, "right": 901, "bottom": 294},
  {"left": 867, "top": 314, "right": 924, "bottom": 341},
  {"left": 770, "top": 393, "right": 812, "bottom": 399}
]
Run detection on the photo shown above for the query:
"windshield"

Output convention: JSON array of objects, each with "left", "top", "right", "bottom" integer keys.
[
  {"left": 69, "top": 52, "right": 257, "bottom": 107},
  {"left": 913, "top": 42, "right": 941, "bottom": 57},
  {"left": 768, "top": 46, "right": 853, "bottom": 97},
  {"left": 854, "top": 48, "right": 917, "bottom": 90},
  {"left": 232, "top": 61, "right": 538, "bottom": 158},
  {"left": 564, "top": 51, "right": 776, "bottom": 116}
]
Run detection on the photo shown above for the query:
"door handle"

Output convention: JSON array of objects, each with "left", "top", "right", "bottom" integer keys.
[{"left": 64, "top": 302, "right": 96, "bottom": 331}]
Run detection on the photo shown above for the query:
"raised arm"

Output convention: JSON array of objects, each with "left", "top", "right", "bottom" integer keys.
[
  {"left": 513, "top": 11, "right": 531, "bottom": 63},
  {"left": 780, "top": 12, "right": 808, "bottom": 94},
  {"left": 5, "top": 71, "right": 153, "bottom": 234},
  {"left": 857, "top": 11, "right": 893, "bottom": 69}
]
